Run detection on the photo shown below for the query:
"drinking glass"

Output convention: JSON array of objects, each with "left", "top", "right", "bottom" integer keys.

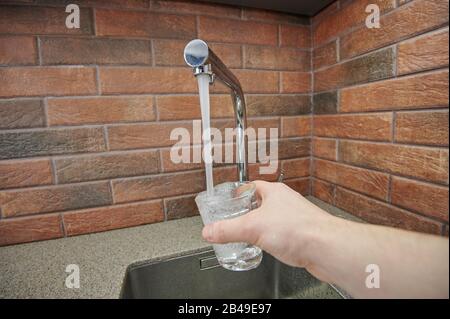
[{"left": 195, "top": 181, "right": 262, "bottom": 271}]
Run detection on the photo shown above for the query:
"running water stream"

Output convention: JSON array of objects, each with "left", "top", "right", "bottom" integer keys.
[{"left": 197, "top": 74, "right": 214, "bottom": 196}]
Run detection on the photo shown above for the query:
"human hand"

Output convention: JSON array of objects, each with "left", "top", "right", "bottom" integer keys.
[{"left": 201, "top": 180, "right": 342, "bottom": 269}]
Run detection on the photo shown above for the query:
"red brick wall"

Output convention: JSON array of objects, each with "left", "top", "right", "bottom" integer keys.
[
  {"left": 1, "top": 0, "right": 448, "bottom": 247},
  {"left": 311, "top": 0, "right": 449, "bottom": 235},
  {"left": 0, "top": 0, "right": 312, "bottom": 245}
]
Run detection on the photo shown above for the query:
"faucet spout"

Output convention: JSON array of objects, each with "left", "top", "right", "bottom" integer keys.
[{"left": 184, "top": 39, "right": 249, "bottom": 183}]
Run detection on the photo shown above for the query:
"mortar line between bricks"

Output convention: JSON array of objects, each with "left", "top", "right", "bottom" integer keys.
[
  {"left": 0, "top": 60, "right": 309, "bottom": 68},
  {"left": 95, "top": 65, "right": 101, "bottom": 95},
  {"left": 0, "top": 116, "right": 306, "bottom": 132},
  {"left": 0, "top": 179, "right": 117, "bottom": 193},
  {"left": 1, "top": 199, "right": 165, "bottom": 223},
  {"left": 60, "top": 214, "right": 67, "bottom": 237},
  {"left": 331, "top": 180, "right": 336, "bottom": 206},
  {"left": 149, "top": 39, "right": 156, "bottom": 67},
  {"left": 284, "top": 176, "right": 310, "bottom": 181},
  {"left": 103, "top": 125, "right": 110, "bottom": 151},
  {"left": 398, "top": 25, "right": 450, "bottom": 44},
  {"left": 0, "top": 93, "right": 314, "bottom": 102},
  {"left": 312, "top": 136, "right": 340, "bottom": 142},
  {"left": 162, "top": 198, "right": 169, "bottom": 222},
  {"left": 50, "top": 158, "right": 58, "bottom": 185},
  {"left": 314, "top": 30, "right": 449, "bottom": 71},
  {"left": 335, "top": 185, "right": 449, "bottom": 226},
  {"left": 335, "top": 138, "right": 340, "bottom": 162},
  {"left": 158, "top": 149, "right": 164, "bottom": 173},
  {"left": 316, "top": 136, "right": 449, "bottom": 151},
  {"left": 310, "top": 177, "right": 334, "bottom": 201},
  {"left": 0, "top": 136, "right": 312, "bottom": 162},
  {"left": 311, "top": 175, "right": 386, "bottom": 204},
  {"left": 336, "top": 89, "right": 341, "bottom": 113},
  {"left": 389, "top": 174, "right": 450, "bottom": 190},
  {"left": 195, "top": 15, "right": 200, "bottom": 38},
  {"left": 0, "top": 157, "right": 312, "bottom": 192},
  {"left": 0, "top": 149, "right": 160, "bottom": 163},
  {"left": 42, "top": 97, "right": 49, "bottom": 127},
  {"left": 239, "top": 44, "right": 247, "bottom": 70},
  {"left": 320, "top": 153, "right": 449, "bottom": 188},
  {"left": 277, "top": 24, "right": 282, "bottom": 47},
  {"left": 0, "top": 62, "right": 310, "bottom": 70},
  {"left": 313, "top": 36, "right": 339, "bottom": 51},
  {"left": 31, "top": 34, "right": 313, "bottom": 51},
  {"left": 36, "top": 36, "right": 42, "bottom": 66},
  {"left": 339, "top": 17, "right": 450, "bottom": 59},
  {"left": 313, "top": 43, "right": 398, "bottom": 73},
  {"left": 2, "top": 181, "right": 446, "bottom": 225},
  {"left": 314, "top": 66, "right": 449, "bottom": 93},
  {"left": 1, "top": 136, "right": 446, "bottom": 163},
  {"left": 0, "top": 91, "right": 315, "bottom": 99},
  {"left": 318, "top": 0, "right": 443, "bottom": 48},
  {"left": 391, "top": 111, "right": 397, "bottom": 143},
  {"left": 91, "top": 7, "right": 97, "bottom": 36},
  {"left": 153, "top": 96, "right": 159, "bottom": 121},
  {"left": 278, "top": 71, "right": 282, "bottom": 93},
  {"left": 279, "top": 115, "right": 283, "bottom": 139},
  {"left": 314, "top": 157, "right": 389, "bottom": 176},
  {"left": 393, "top": 44, "right": 398, "bottom": 77},
  {"left": 109, "top": 180, "right": 116, "bottom": 204},
  {"left": 309, "top": 107, "right": 450, "bottom": 117},
  {"left": 312, "top": 2, "right": 396, "bottom": 49},
  {"left": 387, "top": 175, "right": 393, "bottom": 203},
  {"left": 336, "top": 37, "right": 340, "bottom": 63},
  {"left": 395, "top": 64, "right": 450, "bottom": 80},
  {"left": 8, "top": 177, "right": 317, "bottom": 220},
  {"left": 312, "top": 176, "right": 449, "bottom": 225}
]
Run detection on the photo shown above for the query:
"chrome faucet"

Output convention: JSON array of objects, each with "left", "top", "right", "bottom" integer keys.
[{"left": 184, "top": 39, "right": 249, "bottom": 182}]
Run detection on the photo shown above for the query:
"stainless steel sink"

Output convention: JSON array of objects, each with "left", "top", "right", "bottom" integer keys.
[{"left": 120, "top": 249, "right": 344, "bottom": 299}]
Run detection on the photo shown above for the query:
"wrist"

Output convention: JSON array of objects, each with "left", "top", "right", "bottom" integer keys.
[{"left": 302, "top": 214, "right": 351, "bottom": 283}]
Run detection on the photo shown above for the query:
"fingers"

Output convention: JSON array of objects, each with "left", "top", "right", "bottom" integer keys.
[
  {"left": 201, "top": 181, "right": 274, "bottom": 245},
  {"left": 252, "top": 180, "right": 273, "bottom": 201},
  {"left": 202, "top": 209, "right": 260, "bottom": 245}
]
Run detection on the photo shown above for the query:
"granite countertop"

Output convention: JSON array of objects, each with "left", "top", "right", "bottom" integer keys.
[{"left": 0, "top": 197, "right": 361, "bottom": 299}]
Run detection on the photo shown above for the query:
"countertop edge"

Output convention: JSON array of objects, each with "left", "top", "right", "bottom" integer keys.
[{"left": 0, "top": 196, "right": 362, "bottom": 299}]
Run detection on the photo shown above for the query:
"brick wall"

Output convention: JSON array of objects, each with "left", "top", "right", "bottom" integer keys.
[
  {"left": 0, "top": 0, "right": 448, "bottom": 247},
  {"left": 311, "top": 0, "right": 449, "bottom": 235},
  {"left": 0, "top": 0, "right": 312, "bottom": 245}
]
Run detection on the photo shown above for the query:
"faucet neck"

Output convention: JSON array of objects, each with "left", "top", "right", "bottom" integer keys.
[{"left": 185, "top": 39, "right": 249, "bottom": 183}]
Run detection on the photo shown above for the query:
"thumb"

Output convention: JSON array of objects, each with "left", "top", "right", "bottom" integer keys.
[{"left": 202, "top": 209, "right": 259, "bottom": 244}]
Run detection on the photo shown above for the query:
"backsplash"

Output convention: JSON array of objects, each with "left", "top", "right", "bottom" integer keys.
[
  {"left": 0, "top": 0, "right": 448, "bottom": 247},
  {"left": 0, "top": 0, "right": 312, "bottom": 245},
  {"left": 311, "top": 0, "right": 449, "bottom": 235}
]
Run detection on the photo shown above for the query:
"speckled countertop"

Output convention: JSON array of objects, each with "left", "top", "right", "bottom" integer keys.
[{"left": 0, "top": 197, "right": 361, "bottom": 299}]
